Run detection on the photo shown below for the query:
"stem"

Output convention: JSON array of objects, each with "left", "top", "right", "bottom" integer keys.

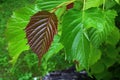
[
  {"left": 50, "top": 0, "right": 76, "bottom": 13},
  {"left": 103, "top": 0, "right": 105, "bottom": 10},
  {"left": 83, "top": 0, "right": 86, "bottom": 11},
  {"left": 82, "top": 0, "right": 86, "bottom": 22}
]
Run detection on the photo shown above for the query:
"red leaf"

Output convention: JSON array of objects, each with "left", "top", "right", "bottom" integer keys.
[
  {"left": 66, "top": 3, "right": 74, "bottom": 10},
  {"left": 25, "top": 11, "right": 58, "bottom": 59}
]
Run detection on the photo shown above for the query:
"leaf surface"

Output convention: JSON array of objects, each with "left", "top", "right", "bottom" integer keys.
[
  {"left": 115, "top": 0, "right": 120, "bottom": 4},
  {"left": 5, "top": 0, "right": 67, "bottom": 64},
  {"left": 106, "top": 27, "right": 120, "bottom": 46},
  {"left": 61, "top": 8, "right": 116, "bottom": 70},
  {"left": 87, "top": 9, "right": 117, "bottom": 47},
  {"left": 6, "top": 4, "right": 42, "bottom": 64},
  {"left": 91, "top": 60, "right": 105, "bottom": 74},
  {"left": 36, "top": 0, "right": 68, "bottom": 11},
  {"left": 25, "top": 11, "right": 58, "bottom": 58},
  {"left": 84, "top": 0, "right": 104, "bottom": 10}
]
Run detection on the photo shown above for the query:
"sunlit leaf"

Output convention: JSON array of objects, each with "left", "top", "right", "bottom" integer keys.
[
  {"left": 42, "top": 35, "right": 63, "bottom": 61},
  {"left": 5, "top": 4, "right": 42, "bottom": 64},
  {"left": 84, "top": 0, "right": 104, "bottom": 10},
  {"left": 40, "top": 35, "right": 67, "bottom": 75},
  {"left": 36, "top": 0, "right": 68, "bottom": 11},
  {"left": 115, "top": 0, "right": 120, "bottom": 4}
]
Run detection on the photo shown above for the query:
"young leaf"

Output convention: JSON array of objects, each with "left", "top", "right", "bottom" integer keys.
[
  {"left": 25, "top": 11, "right": 58, "bottom": 59},
  {"left": 66, "top": 2, "right": 74, "bottom": 10}
]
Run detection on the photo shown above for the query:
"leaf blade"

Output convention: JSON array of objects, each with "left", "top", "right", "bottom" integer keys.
[
  {"left": 61, "top": 8, "right": 116, "bottom": 70},
  {"left": 5, "top": 4, "right": 42, "bottom": 64},
  {"left": 25, "top": 11, "right": 58, "bottom": 59}
]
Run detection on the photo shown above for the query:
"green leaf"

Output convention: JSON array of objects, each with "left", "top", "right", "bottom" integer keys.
[
  {"left": 106, "top": 27, "right": 120, "bottom": 46},
  {"left": 40, "top": 35, "right": 71, "bottom": 75},
  {"left": 88, "top": 9, "right": 117, "bottom": 47},
  {"left": 106, "top": 45, "right": 118, "bottom": 59},
  {"left": 61, "top": 8, "right": 106, "bottom": 69},
  {"left": 91, "top": 60, "right": 105, "bottom": 74},
  {"left": 36, "top": 0, "right": 68, "bottom": 11},
  {"left": 73, "top": 1, "right": 83, "bottom": 10},
  {"left": 55, "top": 6, "right": 66, "bottom": 21},
  {"left": 42, "top": 35, "right": 64, "bottom": 61},
  {"left": 6, "top": 4, "right": 42, "bottom": 64},
  {"left": 61, "top": 8, "right": 117, "bottom": 70},
  {"left": 94, "top": 70, "right": 112, "bottom": 80},
  {"left": 76, "top": 46, "right": 102, "bottom": 71},
  {"left": 115, "top": 0, "right": 120, "bottom": 4},
  {"left": 88, "top": 47, "right": 101, "bottom": 66},
  {"left": 102, "top": 56, "right": 115, "bottom": 68},
  {"left": 105, "top": 0, "right": 116, "bottom": 9},
  {"left": 84, "top": 0, "right": 104, "bottom": 10}
]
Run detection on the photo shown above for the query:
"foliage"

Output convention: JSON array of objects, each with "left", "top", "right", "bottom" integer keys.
[
  {"left": 0, "top": 0, "right": 36, "bottom": 79},
  {"left": 1, "top": 0, "right": 120, "bottom": 80},
  {"left": 5, "top": 4, "right": 42, "bottom": 64},
  {"left": 61, "top": 8, "right": 116, "bottom": 70}
]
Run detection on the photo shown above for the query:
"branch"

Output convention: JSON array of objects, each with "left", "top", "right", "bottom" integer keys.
[{"left": 50, "top": 0, "right": 76, "bottom": 13}]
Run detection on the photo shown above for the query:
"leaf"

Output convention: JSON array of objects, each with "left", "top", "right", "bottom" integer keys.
[
  {"left": 94, "top": 70, "right": 112, "bottom": 80},
  {"left": 66, "top": 2, "right": 74, "bottom": 10},
  {"left": 5, "top": 4, "right": 42, "bottom": 64},
  {"left": 105, "top": 0, "right": 116, "bottom": 9},
  {"left": 84, "top": 0, "right": 104, "bottom": 10},
  {"left": 61, "top": 8, "right": 117, "bottom": 70},
  {"left": 55, "top": 6, "right": 66, "bottom": 22},
  {"left": 40, "top": 35, "right": 67, "bottom": 75},
  {"left": 61, "top": 8, "right": 105, "bottom": 69},
  {"left": 115, "top": 0, "right": 120, "bottom": 4},
  {"left": 42, "top": 35, "right": 63, "bottom": 61},
  {"left": 87, "top": 9, "right": 117, "bottom": 47},
  {"left": 102, "top": 45, "right": 119, "bottom": 68},
  {"left": 36, "top": 0, "right": 68, "bottom": 11},
  {"left": 106, "top": 45, "right": 118, "bottom": 59},
  {"left": 91, "top": 60, "right": 105, "bottom": 74},
  {"left": 88, "top": 46, "right": 101, "bottom": 66},
  {"left": 106, "top": 27, "right": 120, "bottom": 46},
  {"left": 102, "top": 57, "right": 115, "bottom": 68},
  {"left": 25, "top": 11, "right": 58, "bottom": 59}
]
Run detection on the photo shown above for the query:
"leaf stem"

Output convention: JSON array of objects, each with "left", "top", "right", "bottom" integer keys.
[
  {"left": 82, "top": 0, "right": 86, "bottom": 22},
  {"left": 50, "top": 0, "right": 76, "bottom": 13},
  {"left": 103, "top": 0, "right": 105, "bottom": 10},
  {"left": 83, "top": 0, "right": 86, "bottom": 11}
]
